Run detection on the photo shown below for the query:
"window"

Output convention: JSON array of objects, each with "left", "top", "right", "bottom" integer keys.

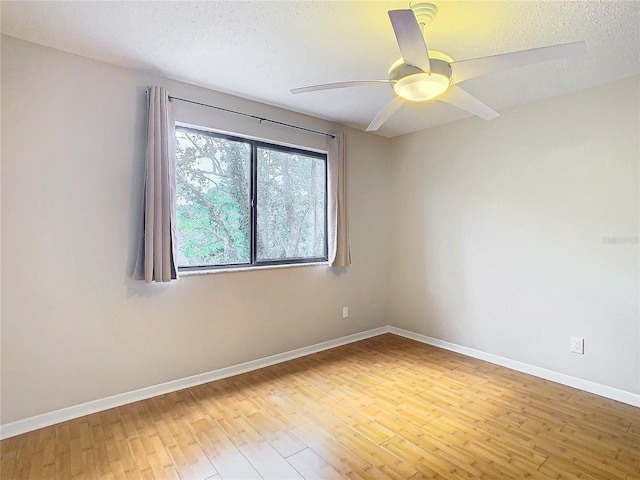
[{"left": 175, "top": 126, "right": 327, "bottom": 270}]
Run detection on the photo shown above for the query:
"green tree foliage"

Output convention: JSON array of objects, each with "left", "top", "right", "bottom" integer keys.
[
  {"left": 257, "top": 148, "right": 325, "bottom": 260},
  {"left": 175, "top": 131, "right": 250, "bottom": 266},
  {"left": 175, "top": 128, "right": 326, "bottom": 267}
]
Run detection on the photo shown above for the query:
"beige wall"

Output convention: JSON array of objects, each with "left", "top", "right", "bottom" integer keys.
[
  {"left": 0, "top": 36, "right": 393, "bottom": 424},
  {"left": 390, "top": 76, "right": 640, "bottom": 394}
]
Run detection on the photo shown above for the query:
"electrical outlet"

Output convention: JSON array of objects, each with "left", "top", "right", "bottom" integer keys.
[
  {"left": 342, "top": 306, "right": 349, "bottom": 318},
  {"left": 571, "top": 336, "right": 584, "bottom": 354}
]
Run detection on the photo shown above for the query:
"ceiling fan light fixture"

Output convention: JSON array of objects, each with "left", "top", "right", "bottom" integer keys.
[
  {"left": 393, "top": 72, "right": 450, "bottom": 101},
  {"left": 389, "top": 52, "right": 453, "bottom": 102}
]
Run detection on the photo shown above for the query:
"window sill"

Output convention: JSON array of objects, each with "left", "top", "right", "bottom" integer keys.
[{"left": 178, "top": 261, "right": 329, "bottom": 276}]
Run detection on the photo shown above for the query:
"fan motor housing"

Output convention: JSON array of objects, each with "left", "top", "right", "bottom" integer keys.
[
  {"left": 388, "top": 58, "right": 452, "bottom": 83},
  {"left": 388, "top": 55, "right": 453, "bottom": 102}
]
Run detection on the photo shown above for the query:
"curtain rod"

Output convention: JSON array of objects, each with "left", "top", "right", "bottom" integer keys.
[{"left": 168, "top": 96, "right": 336, "bottom": 140}]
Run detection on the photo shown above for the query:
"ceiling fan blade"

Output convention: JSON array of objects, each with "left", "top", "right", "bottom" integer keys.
[
  {"left": 451, "top": 41, "right": 586, "bottom": 85},
  {"left": 367, "top": 96, "right": 406, "bottom": 132},
  {"left": 388, "top": 9, "right": 431, "bottom": 73},
  {"left": 437, "top": 85, "right": 500, "bottom": 121},
  {"left": 291, "top": 80, "right": 392, "bottom": 94}
]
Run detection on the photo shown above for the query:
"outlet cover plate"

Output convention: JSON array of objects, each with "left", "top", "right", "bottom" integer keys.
[{"left": 571, "top": 336, "right": 584, "bottom": 354}]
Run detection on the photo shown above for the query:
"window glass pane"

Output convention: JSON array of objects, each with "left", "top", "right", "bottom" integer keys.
[
  {"left": 175, "top": 129, "right": 250, "bottom": 266},
  {"left": 256, "top": 147, "right": 326, "bottom": 262}
]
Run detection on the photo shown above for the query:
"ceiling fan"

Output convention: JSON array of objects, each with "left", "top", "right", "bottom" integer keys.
[{"left": 290, "top": 3, "right": 586, "bottom": 132}]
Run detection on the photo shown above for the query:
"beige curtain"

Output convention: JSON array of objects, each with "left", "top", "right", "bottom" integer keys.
[
  {"left": 327, "top": 132, "right": 351, "bottom": 267},
  {"left": 133, "top": 86, "right": 178, "bottom": 282}
]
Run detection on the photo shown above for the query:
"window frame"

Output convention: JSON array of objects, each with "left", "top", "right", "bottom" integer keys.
[{"left": 175, "top": 125, "right": 329, "bottom": 273}]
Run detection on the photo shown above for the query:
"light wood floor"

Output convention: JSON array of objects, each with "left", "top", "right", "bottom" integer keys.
[{"left": 2, "top": 334, "right": 639, "bottom": 479}]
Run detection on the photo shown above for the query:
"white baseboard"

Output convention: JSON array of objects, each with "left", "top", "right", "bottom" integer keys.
[
  {"left": 0, "top": 327, "right": 388, "bottom": 439},
  {"left": 388, "top": 326, "right": 640, "bottom": 408},
  {"left": 2, "top": 325, "right": 637, "bottom": 439}
]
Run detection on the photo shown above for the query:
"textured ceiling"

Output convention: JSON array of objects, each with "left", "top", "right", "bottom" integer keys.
[{"left": 1, "top": 1, "right": 639, "bottom": 137}]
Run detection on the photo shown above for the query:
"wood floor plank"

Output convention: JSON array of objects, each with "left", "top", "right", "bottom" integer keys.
[
  {"left": 538, "top": 455, "right": 608, "bottom": 480},
  {"left": 286, "top": 447, "right": 344, "bottom": 480},
  {"left": 2, "top": 334, "right": 639, "bottom": 479},
  {"left": 382, "top": 434, "right": 476, "bottom": 479},
  {"left": 236, "top": 440, "right": 303, "bottom": 480},
  {"left": 0, "top": 448, "right": 18, "bottom": 479},
  {"left": 328, "top": 402, "right": 397, "bottom": 446},
  {"left": 244, "top": 410, "right": 307, "bottom": 458},
  {"left": 53, "top": 443, "right": 71, "bottom": 479},
  {"left": 194, "top": 425, "right": 262, "bottom": 479},
  {"left": 166, "top": 442, "right": 218, "bottom": 480},
  {"left": 290, "top": 421, "right": 391, "bottom": 480},
  {"left": 307, "top": 409, "right": 417, "bottom": 479},
  {"left": 127, "top": 437, "right": 152, "bottom": 473}
]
